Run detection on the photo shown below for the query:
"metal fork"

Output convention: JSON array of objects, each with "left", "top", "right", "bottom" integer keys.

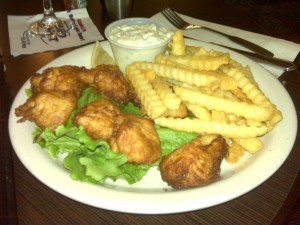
[{"left": 161, "top": 7, "right": 274, "bottom": 57}]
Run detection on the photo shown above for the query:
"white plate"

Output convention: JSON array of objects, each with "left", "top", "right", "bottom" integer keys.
[{"left": 8, "top": 40, "right": 297, "bottom": 214}]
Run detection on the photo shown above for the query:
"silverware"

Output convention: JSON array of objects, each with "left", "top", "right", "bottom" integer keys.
[
  {"left": 211, "top": 43, "right": 297, "bottom": 71},
  {"left": 161, "top": 7, "right": 274, "bottom": 57}
]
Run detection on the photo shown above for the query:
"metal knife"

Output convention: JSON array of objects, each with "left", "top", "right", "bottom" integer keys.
[
  {"left": 203, "top": 27, "right": 274, "bottom": 57},
  {"left": 212, "top": 43, "right": 297, "bottom": 71}
]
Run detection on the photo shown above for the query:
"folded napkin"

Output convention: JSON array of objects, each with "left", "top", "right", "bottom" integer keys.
[
  {"left": 151, "top": 12, "right": 300, "bottom": 78},
  {"left": 8, "top": 8, "right": 104, "bottom": 57}
]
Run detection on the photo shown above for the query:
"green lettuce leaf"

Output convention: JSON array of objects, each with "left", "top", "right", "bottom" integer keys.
[
  {"left": 156, "top": 125, "right": 198, "bottom": 156},
  {"left": 64, "top": 147, "right": 128, "bottom": 183},
  {"left": 25, "top": 88, "right": 33, "bottom": 98},
  {"left": 119, "top": 102, "right": 141, "bottom": 115},
  {"left": 121, "top": 163, "right": 151, "bottom": 184},
  {"left": 77, "top": 87, "right": 102, "bottom": 109}
]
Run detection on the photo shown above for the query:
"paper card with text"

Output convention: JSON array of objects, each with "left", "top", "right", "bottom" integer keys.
[{"left": 8, "top": 8, "right": 104, "bottom": 57}]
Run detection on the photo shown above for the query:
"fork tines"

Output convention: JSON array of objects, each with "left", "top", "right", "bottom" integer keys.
[{"left": 161, "top": 7, "right": 188, "bottom": 29}]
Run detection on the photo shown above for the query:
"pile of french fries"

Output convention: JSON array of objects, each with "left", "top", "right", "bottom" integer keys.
[{"left": 126, "top": 31, "right": 282, "bottom": 164}]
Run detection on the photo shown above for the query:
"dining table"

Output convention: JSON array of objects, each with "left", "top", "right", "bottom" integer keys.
[{"left": 1, "top": 0, "right": 299, "bottom": 224}]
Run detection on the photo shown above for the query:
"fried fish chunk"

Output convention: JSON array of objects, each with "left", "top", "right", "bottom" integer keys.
[
  {"left": 160, "top": 134, "right": 228, "bottom": 189},
  {"left": 30, "top": 65, "right": 87, "bottom": 97},
  {"left": 109, "top": 114, "right": 162, "bottom": 165},
  {"left": 73, "top": 99, "right": 122, "bottom": 140},
  {"left": 15, "top": 90, "right": 77, "bottom": 130},
  {"left": 78, "top": 64, "right": 137, "bottom": 106}
]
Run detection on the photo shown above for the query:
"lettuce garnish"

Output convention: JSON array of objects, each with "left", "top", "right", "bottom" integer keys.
[{"left": 33, "top": 87, "right": 198, "bottom": 185}]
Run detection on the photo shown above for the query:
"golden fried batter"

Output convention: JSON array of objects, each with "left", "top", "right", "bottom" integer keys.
[
  {"left": 15, "top": 90, "right": 77, "bottom": 130},
  {"left": 109, "top": 114, "right": 161, "bottom": 165},
  {"left": 31, "top": 65, "right": 87, "bottom": 97},
  {"left": 73, "top": 99, "right": 122, "bottom": 140},
  {"left": 160, "top": 134, "right": 228, "bottom": 189},
  {"left": 78, "top": 64, "right": 139, "bottom": 106}
]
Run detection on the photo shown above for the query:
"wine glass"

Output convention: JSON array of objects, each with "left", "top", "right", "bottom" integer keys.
[{"left": 27, "top": 0, "right": 73, "bottom": 38}]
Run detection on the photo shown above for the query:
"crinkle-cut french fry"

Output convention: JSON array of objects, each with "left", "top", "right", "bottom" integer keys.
[
  {"left": 154, "top": 117, "right": 268, "bottom": 138},
  {"left": 266, "top": 110, "right": 283, "bottom": 131},
  {"left": 246, "top": 119, "right": 264, "bottom": 127},
  {"left": 152, "top": 76, "right": 181, "bottom": 110},
  {"left": 233, "top": 137, "right": 263, "bottom": 154},
  {"left": 211, "top": 110, "right": 229, "bottom": 123},
  {"left": 186, "top": 101, "right": 243, "bottom": 124},
  {"left": 154, "top": 57, "right": 197, "bottom": 72},
  {"left": 126, "top": 67, "right": 166, "bottom": 119},
  {"left": 228, "top": 59, "right": 257, "bottom": 84},
  {"left": 131, "top": 62, "right": 220, "bottom": 88},
  {"left": 169, "top": 30, "right": 185, "bottom": 56},
  {"left": 221, "top": 65, "right": 272, "bottom": 108},
  {"left": 185, "top": 46, "right": 210, "bottom": 56},
  {"left": 231, "top": 88, "right": 252, "bottom": 103},
  {"left": 208, "top": 72, "right": 238, "bottom": 91},
  {"left": 173, "top": 86, "right": 274, "bottom": 122},
  {"left": 209, "top": 49, "right": 228, "bottom": 57},
  {"left": 199, "top": 134, "right": 221, "bottom": 145},
  {"left": 188, "top": 95, "right": 244, "bottom": 123},
  {"left": 199, "top": 87, "right": 238, "bottom": 100},
  {"left": 185, "top": 103, "right": 211, "bottom": 121},
  {"left": 220, "top": 90, "right": 239, "bottom": 101},
  {"left": 143, "top": 69, "right": 156, "bottom": 82},
  {"left": 141, "top": 60, "right": 237, "bottom": 91},
  {"left": 185, "top": 46, "right": 226, "bottom": 58},
  {"left": 221, "top": 64, "right": 283, "bottom": 127},
  {"left": 155, "top": 55, "right": 184, "bottom": 68},
  {"left": 155, "top": 53, "right": 230, "bottom": 71},
  {"left": 227, "top": 113, "right": 244, "bottom": 124},
  {"left": 162, "top": 103, "right": 188, "bottom": 118},
  {"left": 165, "top": 78, "right": 199, "bottom": 90},
  {"left": 225, "top": 141, "right": 245, "bottom": 164},
  {"left": 235, "top": 118, "right": 247, "bottom": 126}
]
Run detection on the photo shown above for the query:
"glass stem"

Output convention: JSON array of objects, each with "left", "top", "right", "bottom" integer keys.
[
  {"left": 41, "top": 0, "right": 59, "bottom": 24},
  {"left": 43, "top": 0, "right": 55, "bottom": 17}
]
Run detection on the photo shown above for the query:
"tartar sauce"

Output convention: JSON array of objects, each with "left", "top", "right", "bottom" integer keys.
[{"left": 109, "top": 24, "right": 173, "bottom": 47}]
